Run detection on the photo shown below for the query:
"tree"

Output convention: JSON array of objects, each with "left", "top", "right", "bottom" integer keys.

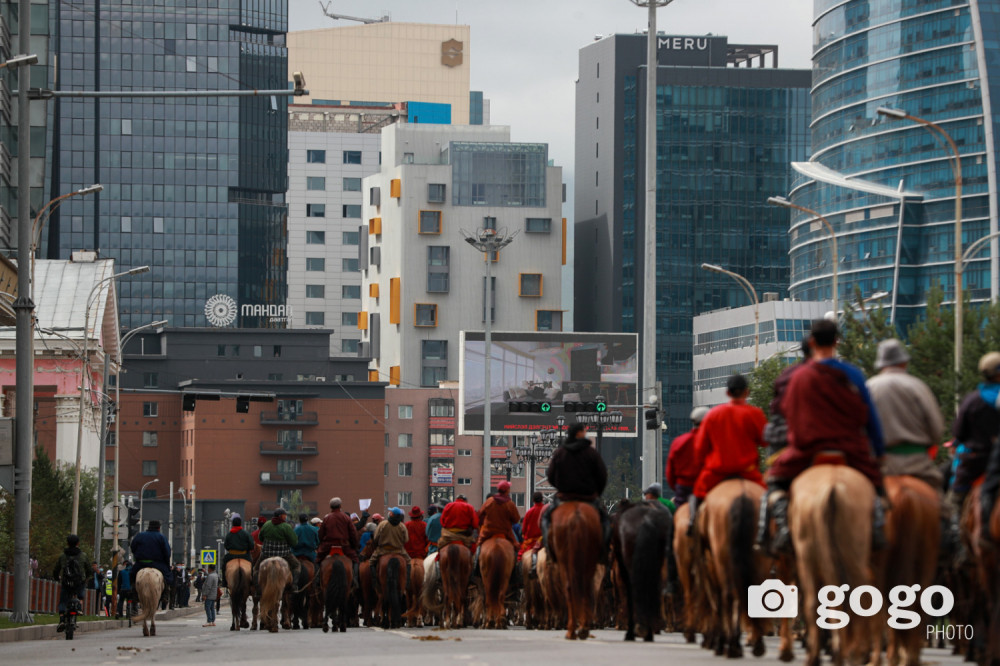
[
  {"left": 748, "top": 355, "right": 786, "bottom": 418},
  {"left": 906, "top": 285, "right": 956, "bottom": 421},
  {"left": 602, "top": 450, "right": 642, "bottom": 509},
  {"left": 838, "top": 286, "right": 899, "bottom": 377}
]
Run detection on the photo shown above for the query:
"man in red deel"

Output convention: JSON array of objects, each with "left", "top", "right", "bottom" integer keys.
[
  {"left": 438, "top": 494, "right": 479, "bottom": 554},
  {"left": 665, "top": 406, "right": 710, "bottom": 507},
  {"left": 688, "top": 373, "right": 767, "bottom": 535}
]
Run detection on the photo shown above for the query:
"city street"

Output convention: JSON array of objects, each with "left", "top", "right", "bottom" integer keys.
[{"left": 1, "top": 604, "right": 971, "bottom": 665}]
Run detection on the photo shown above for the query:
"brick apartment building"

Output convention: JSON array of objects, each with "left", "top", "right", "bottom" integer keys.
[{"left": 113, "top": 328, "right": 385, "bottom": 524}]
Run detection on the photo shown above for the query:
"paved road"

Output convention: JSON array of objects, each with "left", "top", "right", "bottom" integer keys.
[{"left": 4, "top": 604, "right": 971, "bottom": 665}]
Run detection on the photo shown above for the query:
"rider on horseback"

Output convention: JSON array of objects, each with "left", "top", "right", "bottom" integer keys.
[
  {"left": 475, "top": 481, "right": 521, "bottom": 576},
  {"left": 369, "top": 507, "right": 410, "bottom": 594},
  {"left": 687, "top": 374, "right": 767, "bottom": 536},
  {"left": 220, "top": 514, "right": 254, "bottom": 587},
  {"left": 759, "top": 319, "right": 887, "bottom": 555},
  {"left": 517, "top": 492, "right": 545, "bottom": 561},
  {"left": 540, "top": 422, "right": 610, "bottom": 563},
  {"left": 438, "top": 495, "right": 479, "bottom": 553},
  {"left": 642, "top": 483, "right": 675, "bottom": 512},
  {"left": 292, "top": 512, "right": 319, "bottom": 564},
  {"left": 257, "top": 508, "right": 301, "bottom": 584},
  {"left": 950, "top": 351, "right": 1000, "bottom": 547},
  {"left": 130, "top": 520, "right": 173, "bottom": 588},
  {"left": 404, "top": 506, "right": 429, "bottom": 560},
  {"left": 317, "top": 497, "right": 361, "bottom": 582},
  {"left": 665, "top": 406, "right": 709, "bottom": 507}
]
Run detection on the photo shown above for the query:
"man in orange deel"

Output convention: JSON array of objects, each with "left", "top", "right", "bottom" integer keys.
[{"left": 687, "top": 373, "right": 767, "bottom": 535}]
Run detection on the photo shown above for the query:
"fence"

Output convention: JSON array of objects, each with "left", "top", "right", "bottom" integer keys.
[{"left": 0, "top": 572, "right": 101, "bottom": 615}]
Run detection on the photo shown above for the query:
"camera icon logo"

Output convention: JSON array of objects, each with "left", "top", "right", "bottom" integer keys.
[{"left": 748, "top": 580, "right": 798, "bottom": 618}]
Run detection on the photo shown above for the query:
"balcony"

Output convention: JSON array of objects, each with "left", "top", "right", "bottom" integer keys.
[
  {"left": 259, "top": 441, "right": 318, "bottom": 455},
  {"left": 258, "top": 501, "right": 319, "bottom": 516},
  {"left": 259, "top": 470, "right": 318, "bottom": 485},
  {"left": 260, "top": 411, "right": 319, "bottom": 425}
]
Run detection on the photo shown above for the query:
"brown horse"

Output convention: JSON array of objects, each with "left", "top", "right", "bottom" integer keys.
[
  {"left": 319, "top": 552, "right": 354, "bottom": 633},
  {"left": 696, "top": 480, "right": 771, "bottom": 658},
  {"left": 289, "top": 558, "right": 316, "bottom": 630},
  {"left": 520, "top": 550, "right": 546, "bottom": 629},
  {"left": 479, "top": 537, "right": 517, "bottom": 629},
  {"left": 549, "top": 501, "right": 602, "bottom": 640},
  {"left": 612, "top": 500, "right": 674, "bottom": 642},
  {"left": 962, "top": 485, "right": 1000, "bottom": 664},
  {"left": 376, "top": 553, "right": 408, "bottom": 629},
  {"left": 672, "top": 502, "right": 704, "bottom": 644},
  {"left": 226, "top": 559, "right": 252, "bottom": 631},
  {"left": 258, "top": 557, "right": 292, "bottom": 633},
  {"left": 790, "top": 465, "right": 880, "bottom": 666},
  {"left": 405, "top": 557, "right": 425, "bottom": 627},
  {"left": 883, "top": 475, "right": 941, "bottom": 666},
  {"left": 536, "top": 547, "right": 567, "bottom": 629},
  {"left": 135, "top": 568, "right": 164, "bottom": 637},
  {"left": 438, "top": 543, "right": 472, "bottom": 629}
]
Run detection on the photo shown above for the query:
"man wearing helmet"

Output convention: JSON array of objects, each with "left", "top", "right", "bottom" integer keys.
[{"left": 665, "top": 406, "right": 709, "bottom": 507}]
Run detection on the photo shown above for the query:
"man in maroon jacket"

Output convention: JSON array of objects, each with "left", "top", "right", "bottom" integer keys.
[
  {"left": 317, "top": 497, "right": 360, "bottom": 582},
  {"left": 404, "top": 507, "right": 429, "bottom": 560},
  {"left": 665, "top": 406, "right": 709, "bottom": 506}
]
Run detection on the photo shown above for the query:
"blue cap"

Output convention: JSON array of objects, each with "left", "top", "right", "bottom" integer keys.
[{"left": 390, "top": 507, "right": 404, "bottom": 517}]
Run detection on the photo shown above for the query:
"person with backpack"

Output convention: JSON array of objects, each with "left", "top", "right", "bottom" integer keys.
[
  {"left": 53, "top": 534, "right": 89, "bottom": 632},
  {"left": 115, "top": 560, "right": 132, "bottom": 619}
]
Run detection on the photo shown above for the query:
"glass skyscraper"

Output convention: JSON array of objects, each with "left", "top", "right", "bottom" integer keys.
[
  {"left": 789, "top": 0, "right": 1000, "bottom": 328},
  {"left": 575, "top": 34, "right": 810, "bottom": 435},
  {"left": 43, "top": 0, "right": 288, "bottom": 328}
]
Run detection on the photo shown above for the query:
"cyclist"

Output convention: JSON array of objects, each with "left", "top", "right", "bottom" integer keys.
[{"left": 53, "top": 534, "right": 89, "bottom": 632}]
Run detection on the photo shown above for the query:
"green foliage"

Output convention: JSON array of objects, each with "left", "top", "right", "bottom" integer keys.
[
  {"left": 0, "top": 448, "right": 108, "bottom": 578},
  {"left": 602, "top": 450, "right": 642, "bottom": 508},
  {"left": 838, "top": 286, "right": 899, "bottom": 377},
  {"left": 748, "top": 355, "right": 786, "bottom": 419}
]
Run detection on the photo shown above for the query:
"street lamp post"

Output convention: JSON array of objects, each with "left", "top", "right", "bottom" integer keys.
[
  {"left": 876, "top": 107, "right": 963, "bottom": 403},
  {"left": 71, "top": 266, "right": 150, "bottom": 535},
  {"left": 514, "top": 420, "right": 561, "bottom": 503},
  {"left": 138, "top": 478, "right": 159, "bottom": 531},
  {"left": 768, "top": 196, "right": 839, "bottom": 316},
  {"left": 462, "top": 227, "right": 517, "bottom": 502},
  {"left": 701, "top": 263, "right": 760, "bottom": 366},
  {"left": 30, "top": 185, "right": 104, "bottom": 296}
]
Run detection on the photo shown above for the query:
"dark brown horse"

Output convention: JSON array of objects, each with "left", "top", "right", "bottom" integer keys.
[
  {"left": 226, "top": 559, "right": 252, "bottom": 631},
  {"left": 962, "top": 484, "right": 1000, "bottom": 664},
  {"left": 438, "top": 543, "right": 472, "bottom": 629},
  {"left": 549, "top": 501, "right": 602, "bottom": 640},
  {"left": 319, "top": 551, "right": 353, "bottom": 633},
  {"left": 405, "top": 557, "right": 424, "bottom": 627},
  {"left": 376, "top": 553, "right": 407, "bottom": 629},
  {"left": 520, "top": 551, "right": 546, "bottom": 630},
  {"left": 883, "top": 475, "right": 941, "bottom": 666},
  {"left": 612, "top": 500, "right": 674, "bottom": 642},
  {"left": 479, "top": 537, "right": 517, "bottom": 629},
  {"left": 289, "top": 558, "right": 316, "bottom": 630}
]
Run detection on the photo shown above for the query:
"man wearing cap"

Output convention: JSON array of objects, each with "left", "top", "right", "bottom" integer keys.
[
  {"left": 425, "top": 505, "right": 443, "bottom": 554},
  {"left": 951, "top": 351, "right": 1000, "bottom": 545},
  {"left": 220, "top": 514, "right": 254, "bottom": 587},
  {"left": 642, "top": 483, "right": 675, "bottom": 512},
  {"left": 317, "top": 498, "right": 360, "bottom": 581},
  {"left": 439, "top": 495, "right": 479, "bottom": 554},
  {"left": 666, "top": 406, "right": 709, "bottom": 507},
  {"left": 405, "top": 507, "right": 430, "bottom": 560},
  {"left": 129, "top": 520, "right": 173, "bottom": 588},
  {"left": 477, "top": 481, "right": 521, "bottom": 549},
  {"left": 292, "top": 512, "right": 320, "bottom": 564},
  {"left": 257, "top": 508, "right": 301, "bottom": 583},
  {"left": 369, "top": 507, "right": 410, "bottom": 593}
]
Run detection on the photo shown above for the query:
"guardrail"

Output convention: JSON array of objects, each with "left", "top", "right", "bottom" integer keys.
[
  {"left": 258, "top": 470, "right": 319, "bottom": 485},
  {"left": 259, "top": 411, "right": 319, "bottom": 425},
  {"left": 0, "top": 572, "right": 101, "bottom": 615},
  {"left": 259, "top": 441, "right": 318, "bottom": 455}
]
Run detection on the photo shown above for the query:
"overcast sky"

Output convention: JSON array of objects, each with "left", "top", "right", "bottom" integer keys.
[{"left": 289, "top": 0, "right": 813, "bottom": 204}]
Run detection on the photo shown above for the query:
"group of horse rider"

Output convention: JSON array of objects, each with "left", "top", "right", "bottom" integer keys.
[{"left": 664, "top": 317, "right": 1000, "bottom": 557}]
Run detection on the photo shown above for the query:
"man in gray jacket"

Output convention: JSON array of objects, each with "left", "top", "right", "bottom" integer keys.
[{"left": 201, "top": 564, "right": 219, "bottom": 627}]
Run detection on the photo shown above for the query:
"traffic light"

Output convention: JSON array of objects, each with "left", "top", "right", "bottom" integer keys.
[
  {"left": 645, "top": 408, "right": 661, "bottom": 430},
  {"left": 564, "top": 401, "right": 580, "bottom": 412},
  {"left": 508, "top": 401, "right": 551, "bottom": 413},
  {"left": 127, "top": 503, "right": 141, "bottom": 540},
  {"left": 595, "top": 397, "right": 607, "bottom": 412}
]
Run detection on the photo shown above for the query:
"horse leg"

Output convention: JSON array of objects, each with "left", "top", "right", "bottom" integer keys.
[
  {"left": 142, "top": 619, "right": 149, "bottom": 637},
  {"left": 150, "top": 618, "right": 155, "bottom": 636}
]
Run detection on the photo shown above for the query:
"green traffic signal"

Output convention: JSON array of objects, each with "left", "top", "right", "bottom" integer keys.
[
  {"left": 595, "top": 401, "right": 607, "bottom": 412},
  {"left": 540, "top": 402, "right": 551, "bottom": 413}
]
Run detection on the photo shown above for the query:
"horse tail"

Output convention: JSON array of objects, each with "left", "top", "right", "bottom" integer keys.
[
  {"left": 817, "top": 482, "right": 868, "bottom": 589},
  {"left": 566, "top": 506, "right": 599, "bottom": 611},
  {"left": 387, "top": 557, "right": 403, "bottom": 625},
  {"left": 327, "top": 558, "right": 347, "bottom": 619},
  {"left": 421, "top": 558, "right": 444, "bottom": 614},
  {"left": 728, "top": 493, "right": 757, "bottom": 620},
  {"left": 632, "top": 509, "right": 666, "bottom": 628}
]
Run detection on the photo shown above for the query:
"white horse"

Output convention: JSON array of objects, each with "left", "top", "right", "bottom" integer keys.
[{"left": 135, "top": 568, "right": 164, "bottom": 637}]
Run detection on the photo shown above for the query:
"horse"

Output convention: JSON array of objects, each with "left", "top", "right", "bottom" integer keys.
[
  {"left": 548, "top": 501, "right": 602, "bottom": 640},
  {"left": 611, "top": 499, "right": 674, "bottom": 642},
  {"left": 319, "top": 551, "right": 354, "bottom": 633},
  {"left": 135, "top": 568, "right": 164, "bottom": 637},
  {"left": 671, "top": 502, "right": 704, "bottom": 644},
  {"left": 962, "top": 484, "right": 1000, "bottom": 664},
  {"left": 883, "top": 475, "right": 941, "bottom": 666},
  {"left": 225, "top": 559, "right": 252, "bottom": 631},
  {"left": 790, "top": 464, "right": 880, "bottom": 666},
  {"left": 289, "top": 558, "right": 316, "bottom": 630},
  {"left": 405, "top": 556, "right": 425, "bottom": 627},
  {"left": 479, "top": 537, "right": 517, "bottom": 629},
  {"left": 258, "top": 557, "right": 292, "bottom": 633},
  {"left": 376, "top": 553, "right": 407, "bottom": 629},
  {"left": 437, "top": 543, "right": 472, "bottom": 629},
  {"left": 420, "top": 552, "right": 444, "bottom": 626},
  {"left": 520, "top": 549, "right": 546, "bottom": 629}
]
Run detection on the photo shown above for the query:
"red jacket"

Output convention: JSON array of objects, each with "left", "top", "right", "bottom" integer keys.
[
  {"left": 441, "top": 499, "right": 479, "bottom": 531},
  {"left": 317, "top": 509, "right": 360, "bottom": 562},
  {"left": 477, "top": 496, "right": 520, "bottom": 545},
  {"left": 404, "top": 519, "right": 429, "bottom": 559},
  {"left": 666, "top": 430, "right": 698, "bottom": 490},
  {"left": 521, "top": 503, "right": 543, "bottom": 541},
  {"left": 695, "top": 399, "right": 767, "bottom": 476}
]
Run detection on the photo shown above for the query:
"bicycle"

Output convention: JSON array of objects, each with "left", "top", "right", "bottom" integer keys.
[{"left": 61, "top": 596, "right": 82, "bottom": 640}]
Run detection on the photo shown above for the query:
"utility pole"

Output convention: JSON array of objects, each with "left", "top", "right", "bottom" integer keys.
[{"left": 168, "top": 481, "right": 174, "bottom": 562}]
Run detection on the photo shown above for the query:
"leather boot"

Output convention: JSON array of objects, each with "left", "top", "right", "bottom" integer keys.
[
  {"left": 770, "top": 491, "right": 792, "bottom": 555},
  {"left": 686, "top": 496, "right": 699, "bottom": 538}
]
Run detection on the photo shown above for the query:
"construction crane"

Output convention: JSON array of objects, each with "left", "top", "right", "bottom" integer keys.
[{"left": 319, "top": 2, "right": 389, "bottom": 24}]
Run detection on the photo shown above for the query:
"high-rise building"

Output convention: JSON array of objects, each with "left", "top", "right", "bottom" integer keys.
[
  {"left": 359, "top": 123, "right": 565, "bottom": 389},
  {"left": 574, "top": 34, "right": 811, "bottom": 435},
  {"left": 788, "top": 0, "right": 1000, "bottom": 329},
  {"left": 43, "top": 2, "right": 289, "bottom": 329}
]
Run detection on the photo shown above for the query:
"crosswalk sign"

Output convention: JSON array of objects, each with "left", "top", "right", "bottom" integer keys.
[{"left": 200, "top": 549, "right": 217, "bottom": 566}]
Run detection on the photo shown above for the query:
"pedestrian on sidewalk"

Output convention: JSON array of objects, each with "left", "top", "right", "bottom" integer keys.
[{"left": 202, "top": 564, "right": 218, "bottom": 627}]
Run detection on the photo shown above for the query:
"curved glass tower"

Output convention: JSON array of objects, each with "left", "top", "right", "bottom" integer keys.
[{"left": 789, "top": 0, "right": 1000, "bottom": 329}]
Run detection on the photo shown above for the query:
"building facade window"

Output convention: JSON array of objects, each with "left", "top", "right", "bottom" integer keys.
[
  {"left": 421, "top": 340, "right": 448, "bottom": 387},
  {"left": 342, "top": 285, "right": 361, "bottom": 299},
  {"left": 398, "top": 491, "right": 412, "bottom": 506},
  {"left": 428, "top": 183, "right": 446, "bottom": 203},
  {"left": 306, "top": 230, "right": 325, "bottom": 244},
  {"left": 525, "top": 217, "right": 552, "bottom": 233},
  {"left": 306, "top": 258, "right": 325, "bottom": 271},
  {"left": 398, "top": 462, "right": 413, "bottom": 477},
  {"left": 307, "top": 149, "right": 326, "bottom": 163},
  {"left": 427, "top": 246, "right": 450, "bottom": 293},
  {"left": 450, "top": 142, "right": 547, "bottom": 207},
  {"left": 429, "top": 431, "right": 455, "bottom": 447},
  {"left": 343, "top": 177, "right": 362, "bottom": 191},
  {"left": 483, "top": 216, "right": 497, "bottom": 230},
  {"left": 142, "top": 402, "right": 158, "bottom": 417},
  {"left": 342, "top": 312, "right": 358, "bottom": 326},
  {"left": 306, "top": 176, "right": 326, "bottom": 191},
  {"left": 343, "top": 150, "right": 362, "bottom": 165},
  {"left": 143, "top": 373, "right": 158, "bottom": 388},
  {"left": 536, "top": 310, "right": 563, "bottom": 331},
  {"left": 457, "top": 449, "right": 472, "bottom": 456},
  {"left": 342, "top": 258, "right": 359, "bottom": 272},
  {"left": 398, "top": 405, "right": 413, "bottom": 419},
  {"left": 305, "top": 311, "right": 325, "bottom": 325},
  {"left": 306, "top": 204, "right": 326, "bottom": 217},
  {"left": 519, "top": 273, "right": 542, "bottom": 297},
  {"left": 398, "top": 433, "right": 413, "bottom": 448},
  {"left": 342, "top": 231, "right": 360, "bottom": 245},
  {"left": 342, "top": 339, "right": 360, "bottom": 353},
  {"left": 458, "top": 478, "right": 472, "bottom": 486},
  {"left": 415, "top": 303, "right": 438, "bottom": 327},
  {"left": 418, "top": 210, "right": 442, "bottom": 234},
  {"left": 142, "top": 431, "right": 158, "bottom": 447},
  {"left": 342, "top": 204, "right": 361, "bottom": 218},
  {"left": 428, "top": 398, "right": 455, "bottom": 417},
  {"left": 305, "top": 284, "right": 325, "bottom": 298},
  {"left": 142, "top": 460, "right": 158, "bottom": 476}
]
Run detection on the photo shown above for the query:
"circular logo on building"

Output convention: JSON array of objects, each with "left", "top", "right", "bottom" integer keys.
[{"left": 204, "top": 294, "right": 238, "bottom": 327}]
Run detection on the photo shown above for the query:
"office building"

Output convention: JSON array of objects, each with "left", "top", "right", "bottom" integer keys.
[
  {"left": 574, "top": 34, "right": 811, "bottom": 435},
  {"left": 788, "top": 0, "right": 1000, "bottom": 330},
  {"left": 691, "top": 299, "right": 830, "bottom": 407},
  {"left": 43, "top": 2, "right": 289, "bottom": 329}
]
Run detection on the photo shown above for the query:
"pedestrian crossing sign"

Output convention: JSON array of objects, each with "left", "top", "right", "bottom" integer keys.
[{"left": 200, "top": 549, "right": 216, "bottom": 565}]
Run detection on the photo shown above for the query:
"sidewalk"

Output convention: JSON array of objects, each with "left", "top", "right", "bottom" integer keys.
[{"left": 0, "top": 604, "right": 203, "bottom": 643}]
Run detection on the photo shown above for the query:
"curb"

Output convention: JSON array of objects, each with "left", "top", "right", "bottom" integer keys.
[{"left": 0, "top": 605, "right": 202, "bottom": 643}]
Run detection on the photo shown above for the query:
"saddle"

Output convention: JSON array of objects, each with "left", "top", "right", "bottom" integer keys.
[{"left": 813, "top": 450, "right": 847, "bottom": 466}]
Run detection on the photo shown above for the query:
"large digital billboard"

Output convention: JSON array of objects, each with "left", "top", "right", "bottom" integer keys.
[{"left": 459, "top": 331, "right": 639, "bottom": 435}]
